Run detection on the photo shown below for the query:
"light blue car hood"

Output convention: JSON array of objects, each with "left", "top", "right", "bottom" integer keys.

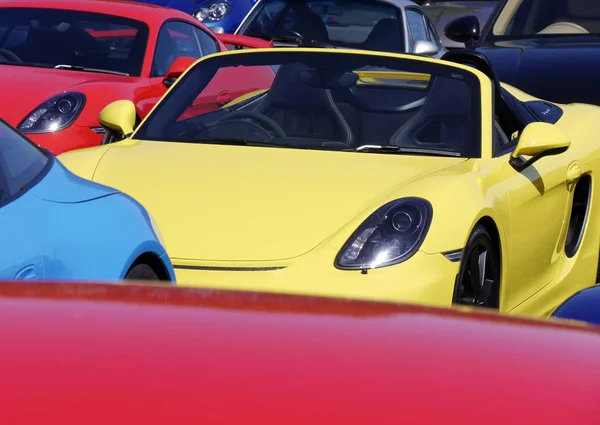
[{"left": 30, "top": 159, "right": 119, "bottom": 204}]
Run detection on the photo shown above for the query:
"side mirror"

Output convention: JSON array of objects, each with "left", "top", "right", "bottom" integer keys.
[
  {"left": 163, "top": 56, "right": 197, "bottom": 88},
  {"left": 445, "top": 15, "right": 480, "bottom": 49},
  {"left": 211, "top": 26, "right": 225, "bottom": 34},
  {"left": 99, "top": 100, "right": 137, "bottom": 138},
  {"left": 413, "top": 40, "right": 440, "bottom": 56},
  {"left": 509, "top": 122, "right": 570, "bottom": 171}
]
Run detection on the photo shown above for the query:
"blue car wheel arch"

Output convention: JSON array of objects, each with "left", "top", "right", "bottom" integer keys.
[{"left": 0, "top": 157, "right": 176, "bottom": 283}]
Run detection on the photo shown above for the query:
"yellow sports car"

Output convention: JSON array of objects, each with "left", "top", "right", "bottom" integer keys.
[{"left": 58, "top": 47, "right": 600, "bottom": 318}]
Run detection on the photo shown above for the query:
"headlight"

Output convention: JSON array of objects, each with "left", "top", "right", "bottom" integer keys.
[
  {"left": 335, "top": 198, "right": 433, "bottom": 270},
  {"left": 18, "top": 92, "right": 86, "bottom": 134},
  {"left": 193, "top": 1, "right": 232, "bottom": 22}
]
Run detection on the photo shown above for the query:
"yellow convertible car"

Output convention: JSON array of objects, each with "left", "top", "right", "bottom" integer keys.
[{"left": 58, "top": 48, "right": 600, "bottom": 318}]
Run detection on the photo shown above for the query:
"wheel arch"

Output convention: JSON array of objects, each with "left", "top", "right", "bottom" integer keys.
[
  {"left": 474, "top": 216, "right": 502, "bottom": 270},
  {"left": 472, "top": 215, "right": 505, "bottom": 304},
  {"left": 126, "top": 251, "right": 173, "bottom": 282}
]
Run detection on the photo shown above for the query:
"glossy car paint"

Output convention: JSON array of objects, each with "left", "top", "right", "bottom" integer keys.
[
  {"left": 551, "top": 285, "right": 600, "bottom": 326},
  {"left": 1, "top": 155, "right": 175, "bottom": 282},
  {"left": 0, "top": 0, "right": 268, "bottom": 155},
  {"left": 460, "top": 0, "right": 600, "bottom": 106},
  {"left": 477, "top": 39, "right": 600, "bottom": 106},
  {"left": 131, "top": 0, "right": 258, "bottom": 33},
  {"left": 417, "top": 0, "right": 500, "bottom": 48},
  {"left": 58, "top": 48, "right": 600, "bottom": 318},
  {"left": 1, "top": 281, "right": 600, "bottom": 423}
]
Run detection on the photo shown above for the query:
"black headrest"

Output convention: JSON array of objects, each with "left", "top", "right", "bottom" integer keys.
[
  {"left": 258, "top": 62, "right": 330, "bottom": 106},
  {"left": 363, "top": 18, "right": 405, "bottom": 53},
  {"left": 289, "top": 11, "right": 330, "bottom": 42}
]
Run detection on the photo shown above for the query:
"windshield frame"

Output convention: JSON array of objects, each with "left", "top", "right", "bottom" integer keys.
[
  {"left": 0, "top": 117, "right": 52, "bottom": 209},
  {"left": 132, "top": 48, "right": 488, "bottom": 158},
  {"left": 0, "top": 7, "right": 150, "bottom": 77},
  {"left": 480, "top": 0, "right": 600, "bottom": 42}
]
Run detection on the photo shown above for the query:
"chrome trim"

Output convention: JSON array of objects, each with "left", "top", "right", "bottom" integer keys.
[
  {"left": 91, "top": 127, "right": 106, "bottom": 134},
  {"left": 173, "top": 265, "right": 286, "bottom": 271},
  {"left": 442, "top": 249, "right": 462, "bottom": 262}
]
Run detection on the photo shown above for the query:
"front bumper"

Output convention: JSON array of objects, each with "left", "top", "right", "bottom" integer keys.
[{"left": 172, "top": 250, "right": 460, "bottom": 308}]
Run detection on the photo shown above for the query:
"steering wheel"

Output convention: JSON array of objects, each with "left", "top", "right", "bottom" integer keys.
[
  {"left": 219, "top": 110, "right": 287, "bottom": 138},
  {"left": 538, "top": 22, "right": 589, "bottom": 35},
  {"left": 0, "top": 48, "right": 21, "bottom": 63}
]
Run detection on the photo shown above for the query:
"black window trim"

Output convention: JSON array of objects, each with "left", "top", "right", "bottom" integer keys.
[
  {"left": 0, "top": 118, "right": 53, "bottom": 209},
  {"left": 150, "top": 18, "right": 220, "bottom": 78},
  {"left": 405, "top": 6, "right": 429, "bottom": 49},
  {"left": 491, "top": 87, "right": 539, "bottom": 157}
]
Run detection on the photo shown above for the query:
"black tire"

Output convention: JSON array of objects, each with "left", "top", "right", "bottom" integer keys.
[
  {"left": 124, "top": 263, "right": 160, "bottom": 281},
  {"left": 452, "top": 225, "right": 501, "bottom": 308}
]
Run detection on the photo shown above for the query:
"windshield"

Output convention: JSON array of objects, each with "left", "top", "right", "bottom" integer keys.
[
  {"left": 490, "top": 0, "right": 600, "bottom": 38},
  {"left": 134, "top": 51, "right": 482, "bottom": 158},
  {"left": 0, "top": 119, "right": 49, "bottom": 205},
  {"left": 238, "top": 0, "right": 405, "bottom": 51},
  {"left": 0, "top": 8, "right": 149, "bottom": 76}
]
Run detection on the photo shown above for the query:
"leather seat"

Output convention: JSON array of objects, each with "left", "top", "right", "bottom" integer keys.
[
  {"left": 390, "top": 76, "right": 473, "bottom": 156},
  {"left": 254, "top": 62, "right": 353, "bottom": 143},
  {"left": 539, "top": 0, "right": 600, "bottom": 34},
  {"left": 289, "top": 10, "right": 330, "bottom": 43},
  {"left": 362, "top": 18, "right": 405, "bottom": 53}
]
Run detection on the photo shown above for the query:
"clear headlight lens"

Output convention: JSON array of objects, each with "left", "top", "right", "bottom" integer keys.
[
  {"left": 335, "top": 198, "right": 433, "bottom": 270},
  {"left": 193, "top": 1, "right": 232, "bottom": 22},
  {"left": 18, "top": 92, "right": 86, "bottom": 134}
]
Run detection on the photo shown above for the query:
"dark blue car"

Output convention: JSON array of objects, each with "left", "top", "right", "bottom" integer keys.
[
  {"left": 131, "top": 0, "right": 258, "bottom": 33},
  {"left": 552, "top": 285, "right": 600, "bottom": 327}
]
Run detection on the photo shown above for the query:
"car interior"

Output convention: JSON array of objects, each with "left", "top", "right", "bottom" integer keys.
[
  {"left": 0, "top": 10, "right": 148, "bottom": 76},
  {"left": 245, "top": 1, "right": 406, "bottom": 53},
  {"left": 143, "top": 51, "right": 541, "bottom": 160},
  {"left": 162, "top": 60, "right": 482, "bottom": 157}
]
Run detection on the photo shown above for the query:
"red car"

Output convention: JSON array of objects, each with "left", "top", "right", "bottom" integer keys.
[
  {"left": 0, "top": 0, "right": 272, "bottom": 155},
  {"left": 1, "top": 280, "right": 599, "bottom": 424}
]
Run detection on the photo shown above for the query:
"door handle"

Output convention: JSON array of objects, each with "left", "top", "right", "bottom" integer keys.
[
  {"left": 15, "top": 265, "right": 38, "bottom": 281},
  {"left": 567, "top": 161, "right": 581, "bottom": 184}
]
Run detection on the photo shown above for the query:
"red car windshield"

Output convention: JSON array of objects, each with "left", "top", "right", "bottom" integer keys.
[{"left": 0, "top": 8, "right": 149, "bottom": 76}]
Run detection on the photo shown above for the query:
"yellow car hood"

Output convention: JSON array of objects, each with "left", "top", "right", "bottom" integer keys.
[{"left": 95, "top": 141, "right": 466, "bottom": 261}]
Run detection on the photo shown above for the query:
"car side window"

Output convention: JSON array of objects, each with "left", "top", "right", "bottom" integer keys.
[
  {"left": 151, "top": 21, "right": 205, "bottom": 78},
  {"left": 0, "top": 121, "right": 49, "bottom": 205},
  {"left": 194, "top": 27, "right": 219, "bottom": 56},
  {"left": 406, "top": 9, "right": 428, "bottom": 50},
  {"left": 425, "top": 19, "right": 441, "bottom": 46}
]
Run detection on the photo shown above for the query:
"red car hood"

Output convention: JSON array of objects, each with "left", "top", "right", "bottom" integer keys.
[{"left": 0, "top": 64, "right": 132, "bottom": 125}]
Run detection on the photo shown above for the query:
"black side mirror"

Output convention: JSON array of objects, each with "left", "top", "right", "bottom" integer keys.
[{"left": 444, "top": 15, "right": 480, "bottom": 49}]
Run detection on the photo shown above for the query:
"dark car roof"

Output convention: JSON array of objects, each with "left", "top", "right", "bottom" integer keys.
[
  {"left": 0, "top": 0, "right": 195, "bottom": 24},
  {"left": 2, "top": 281, "right": 600, "bottom": 423}
]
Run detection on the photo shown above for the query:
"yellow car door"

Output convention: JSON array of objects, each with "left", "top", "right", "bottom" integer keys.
[{"left": 499, "top": 137, "right": 574, "bottom": 311}]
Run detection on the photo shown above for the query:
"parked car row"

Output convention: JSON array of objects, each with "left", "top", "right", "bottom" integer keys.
[
  {"left": 4, "top": 0, "right": 600, "bottom": 413},
  {"left": 2, "top": 0, "right": 600, "bottom": 329}
]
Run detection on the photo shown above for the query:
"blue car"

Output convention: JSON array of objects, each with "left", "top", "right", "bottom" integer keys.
[
  {"left": 132, "top": 0, "right": 258, "bottom": 33},
  {"left": 0, "top": 119, "right": 175, "bottom": 282},
  {"left": 552, "top": 285, "right": 600, "bottom": 327}
]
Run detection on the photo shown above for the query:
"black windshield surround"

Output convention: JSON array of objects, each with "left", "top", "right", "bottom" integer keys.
[{"left": 134, "top": 50, "right": 483, "bottom": 158}]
